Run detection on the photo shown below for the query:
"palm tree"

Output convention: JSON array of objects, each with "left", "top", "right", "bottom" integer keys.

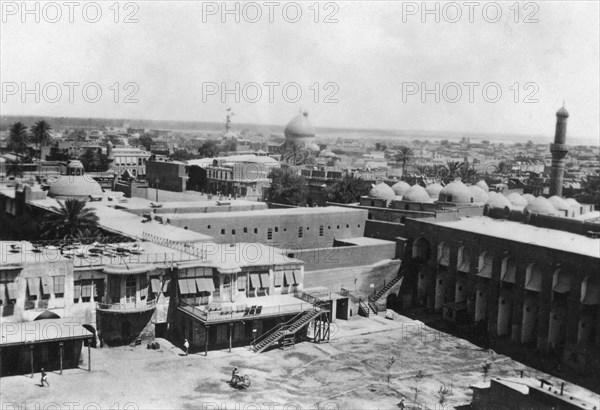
[
  {"left": 30, "top": 120, "right": 52, "bottom": 158},
  {"left": 40, "top": 199, "right": 100, "bottom": 240},
  {"left": 394, "top": 146, "right": 414, "bottom": 176},
  {"left": 445, "top": 161, "right": 463, "bottom": 179},
  {"left": 324, "top": 174, "right": 371, "bottom": 204},
  {"left": 8, "top": 122, "right": 29, "bottom": 154}
]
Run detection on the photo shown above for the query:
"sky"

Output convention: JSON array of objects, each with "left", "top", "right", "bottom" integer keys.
[{"left": 1, "top": 1, "right": 599, "bottom": 142}]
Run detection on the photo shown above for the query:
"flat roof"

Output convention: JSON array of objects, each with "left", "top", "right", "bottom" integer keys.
[
  {"left": 0, "top": 319, "right": 93, "bottom": 347},
  {"left": 164, "top": 205, "right": 365, "bottom": 221},
  {"left": 431, "top": 216, "right": 600, "bottom": 258},
  {"left": 29, "top": 198, "right": 213, "bottom": 243}
]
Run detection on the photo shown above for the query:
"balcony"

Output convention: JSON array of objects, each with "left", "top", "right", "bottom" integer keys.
[
  {"left": 178, "top": 295, "right": 314, "bottom": 324},
  {"left": 96, "top": 298, "right": 158, "bottom": 313}
]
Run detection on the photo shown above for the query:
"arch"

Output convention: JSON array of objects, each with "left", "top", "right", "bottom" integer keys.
[
  {"left": 501, "top": 257, "right": 516, "bottom": 283},
  {"left": 437, "top": 242, "right": 450, "bottom": 267},
  {"left": 548, "top": 305, "right": 567, "bottom": 349},
  {"left": 524, "top": 264, "right": 543, "bottom": 292},
  {"left": 477, "top": 251, "right": 493, "bottom": 278},
  {"left": 552, "top": 269, "right": 571, "bottom": 294},
  {"left": 434, "top": 271, "right": 453, "bottom": 312},
  {"left": 497, "top": 289, "right": 513, "bottom": 336},
  {"left": 475, "top": 281, "right": 488, "bottom": 322},
  {"left": 455, "top": 279, "right": 467, "bottom": 303},
  {"left": 577, "top": 315, "right": 597, "bottom": 343},
  {"left": 581, "top": 275, "right": 599, "bottom": 305},
  {"left": 521, "top": 294, "right": 539, "bottom": 344},
  {"left": 412, "top": 237, "right": 431, "bottom": 261},
  {"left": 457, "top": 246, "right": 471, "bottom": 273}
]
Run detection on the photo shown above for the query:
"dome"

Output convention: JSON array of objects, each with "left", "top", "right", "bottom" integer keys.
[
  {"left": 565, "top": 198, "right": 580, "bottom": 208},
  {"left": 507, "top": 193, "right": 528, "bottom": 207},
  {"left": 308, "top": 143, "right": 320, "bottom": 152},
  {"left": 525, "top": 196, "right": 558, "bottom": 215},
  {"left": 439, "top": 181, "right": 473, "bottom": 204},
  {"left": 369, "top": 182, "right": 395, "bottom": 202},
  {"left": 485, "top": 193, "right": 511, "bottom": 209},
  {"left": 284, "top": 112, "right": 315, "bottom": 139},
  {"left": 67, "top": 160, "right": 84, "bottom": 169},
  {"left": 548, "top": 195, "right": 570, "bottom": 210},
  {"left": 522, "top": 193, "right": 536, "bottom": 204},
  {"left": 469, "top": 185, "right": 489, "bottom": 203},
  {"left": 403, "top": 185, "right": 431, "bottom": 202},
  {"left": 48, "top": 176, "right": 103, "bottom": 200},
  {"left": 425, "top": 183, "right": 443, "bottom": 199},
  {"left": 556, "top": 106, "right": 569, "bottom": 118},
  {"left": 391, "top": 181, "right": 411, "bottom": 196},
  {"left": 475, "top": 180, "right": 489, "bottom": 192}
]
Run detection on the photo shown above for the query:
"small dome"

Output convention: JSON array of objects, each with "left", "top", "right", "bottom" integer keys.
[
  {"left": 525, "top": 196, "right": 558, "bottom": 215},
  {"left": 556, "top": 106, "right": 569, "bottom": 118},
  {"left": 548, "top": 195, "right": 570, "bottom": 210},
  {"left": 425, "top": 183, "right": 443, "bottom": 199},
  {"left": 48, "top": 176, "right": 103, "bottom": 199},
  {"left": 507, "top": 193, "right": 528, "bottom": 207},
  {"left": 391, "top": 181, "right": 411, "bottom": 196},
  {"left": 369, "top": 182, "right": 396, "bottom": 202},
  {"left": 284, "top": 112, "right": 315, "bottom": 138},
  {"left": 486, "top": 193, "right": 511, "bottom": 209},
  {"left": 522, "top": 193, "right": 536, "bottom": 204},
  {"left": 439, "top": 181, "right": 473, "bottom": 204},
  {"left": 67, "top": 160, "right": 84, "bottom": 169},
  {"left": 565, "top": 198, "right": 580, "bottom": 208},
  {"left": 403, "top": 185, "right": 431, "bottom": 202},
  {"left": 475, "top": 180, "right": 489, "bottom": 192},
  {"left": 469, "top": 185, "right": 489, "bottom": 203}
]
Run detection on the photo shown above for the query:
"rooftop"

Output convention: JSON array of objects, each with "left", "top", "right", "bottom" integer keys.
[
  {"left": 0, "top": 319, "right": 93, "bottom": 347},
  {"left": 163, "top": 205, "right": 365, "bottom": 221},
  {"left": 431, "top": 216, "right": 600, "bottom": 258}
]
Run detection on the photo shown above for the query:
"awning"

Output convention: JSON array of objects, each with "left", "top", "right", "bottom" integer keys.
[
  {"left": 104, "top": 264, "right": 155, "bottom": 275},
  {"left": 477, "top": 254, "right": 493, "bottom": 278},
  {"left": 438, "top": 244, "right": 450, "bottom": 267},
  {"left": 552, "top": 270, "right": 571, "bottom": 294},
  {"left": 6, "top": 282, "right": 17, "bottom": 299},
  {"left": 53, "top": 277, "right": 65, "bottom": 294},
  {"left": 27, "top": 278, "right": 40, "bottom": 297},
  {"left": 457, "top": 248, "right": 470, "bottom": 273},
  {"left": 74, "top": 283, "right": 82, "bottom": 299},
  {"left": 162, "top": 279, "right": 171, "bottom": 293},
  {"left": 501, "top": 259, "right": 516, "bottom": 283},
  {"left": 41, "top": 277, "right": 52, "bottom": 295},
  {"left": 178, "top": 279, "right": 190, "bottom": 294},
  {"left": 273, "top": 271, "right": 283, "bottom": 287},
  {"left": 81, "top": 282, "right": 92, "bottom": 298},
  {"left": 284, "top": 271, "right": 294, "bottom": 286},
  {"left": 250, "top": 274, "right": 261, "bottom": 289},
  {"left": 292, "top": 271, "right": 300, "bottom": 285},
  {"left": 196, "top": 278, "right": 215, "bottom": 293},
  {"left": 525, "top": 266, "right": 542, "bottom": 292},
  {"left": 259, "top": 273, "right": 270, "bottom": 288},
  {"left": 74, "top": 270, "right": 101, "bottom": 281},
  {"left": 237, "top": 274, "right": 247, "bottom": 291},
  {"left": 150, "top": 278, "right": 161, "bottom": 293}
]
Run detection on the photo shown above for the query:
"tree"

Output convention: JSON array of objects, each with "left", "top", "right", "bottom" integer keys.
[
  {"left": 30, "top": 120, "right": 52, "bottom": 156},
  {"left": 8, "top": 122, "right": 29, "bottom": 154},
  {"left": 394, "top": 146, "right": 414, "bottom": 176},
  {"left": 412, "top": 370, "right": 424, "bottom": 404},
  {"left": 40, "top": 199, "right": 100, "bottom": 240},
  {"left": 221, "top": 138, "right": 238, "bottom": 153},
  {"left": 170, "top": 149, "right": 197, "bottom": 162},
  {"left": 445, "top": 160, "right": 463, "bottom": 179},
  {"left": 266, "top": 167, "right": 308, "bottom": 206},
  {"left": 324, "top": 174, "right": 371, "bottom": 204},
  {"left": 198, "top": 140, "right": 220, "bottom": 158},
  {"left": 482, "top": 362, "right": 492, "bottom": 381},
  {"left": 79, "top": 149, "right": 109, "bottom": 172},
  {"left": 385, "top": 356, "right": 396, "bottom": 384},
  {"left": 283, "top": 143, "right": 316, "bottom": 166},
  {"left": 139, "top": 134, "right": 154, "bottom": 151}
]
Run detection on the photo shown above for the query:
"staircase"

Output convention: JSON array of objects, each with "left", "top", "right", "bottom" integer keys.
[
  {"left": 252, "top": 308, "right": 323, "bottom": 353},
  {"left": 358, "top": 299, "right": 370, "bottom": 317},
  {"left": 370, "top": 275, "right": 404, "bottom": 303}
]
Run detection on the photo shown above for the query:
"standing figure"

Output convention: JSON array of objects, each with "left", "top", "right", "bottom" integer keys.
[
  {"left": 184, "top": 339, "right": 189, "bottom": 356},
  {"left": 40, "top": 368, "right": 49, "bottom": 387}
]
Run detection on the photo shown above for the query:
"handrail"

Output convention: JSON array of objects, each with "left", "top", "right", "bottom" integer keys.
[
  {"left": 97, "top": 298, "right": 157, "bottom": 311},
  {"left": 253, "top": 308, "right": 309, "bottom": 348}
]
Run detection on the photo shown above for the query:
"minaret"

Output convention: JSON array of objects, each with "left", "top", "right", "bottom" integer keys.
[{"left": 549, "top": 105, "right": 569, "bottom": 197}]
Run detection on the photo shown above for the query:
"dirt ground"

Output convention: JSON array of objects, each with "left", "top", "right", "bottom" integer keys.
[{"left": 0, "top": 314, "right": 583, "bottom": 410}]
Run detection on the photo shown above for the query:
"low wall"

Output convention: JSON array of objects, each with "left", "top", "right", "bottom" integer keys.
[{"left": 296, "top": 240, "right": 396, "bottom": 272}]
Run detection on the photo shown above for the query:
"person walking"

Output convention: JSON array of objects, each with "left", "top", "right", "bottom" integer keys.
[
  {"left": 183, "top": 339, "right": 189, "bottom": 356},
  {"left": 40, "top": 368, "right": 49, "bottom": 387}
]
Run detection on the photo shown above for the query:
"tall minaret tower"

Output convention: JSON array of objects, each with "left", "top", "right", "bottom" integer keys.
[{"left": 549, "top": 105, "right": 569, "bottom": 197}]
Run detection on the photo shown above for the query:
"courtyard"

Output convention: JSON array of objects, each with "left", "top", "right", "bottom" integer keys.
[{"left": 0, "top": 313, "right": 594, "bottom": 410}]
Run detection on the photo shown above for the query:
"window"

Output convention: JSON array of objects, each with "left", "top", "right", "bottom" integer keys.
[
  {"left": 221, "top": 229, "right": 225, "bottom": 235},
  {"left": 232, "top": 229, "right": 236, "bottom": 235},
  {"left": 446, "top": 195, "right": 453, "bottom": 202},
  {"left": 53, "top": 276, "right": 65, "bottom": 298},
  {"left": 346, "top": 224, "right": 349, "bottom": 228},
  {"left": 254, "top": 228, "right": 258, "bottom": 234},
  {"left": 275, "top": 227, "right": 278, "bottom": 233},
  {"left": 208, "top": 225, "right": 211, "bottom": 229},
  {"left": 125, "top": 276, "right": 136, "bottom": 304},
  {"left": 319, "top": 225, "right": 324, "bottom": 236},
  {"left": 244, "top": 227, "right": 248, "bottom": 233},
  {"left": 267, "top": 228, "right": 273, "bottom": 240},
  {"left": 298, "top": 227, "right": 303, "bottom": 238}
]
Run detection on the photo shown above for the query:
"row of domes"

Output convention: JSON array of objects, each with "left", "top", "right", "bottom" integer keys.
[
  {"left": 370, "top": 180, "right": 492, "bottom": 204},
  {"left": 486, "top": 191, "right": 581, "bottom": 215}
]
